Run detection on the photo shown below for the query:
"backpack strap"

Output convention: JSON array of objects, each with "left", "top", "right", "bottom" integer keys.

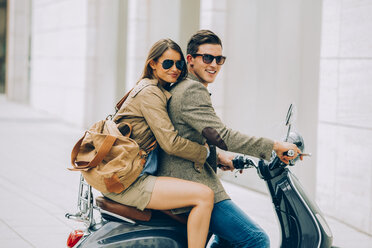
[
  {"left": 129, "top": 79, "right": 155, "bottom": 98},
  {"left": 115, "top": 88, "right": 133, "bottom": 112}
]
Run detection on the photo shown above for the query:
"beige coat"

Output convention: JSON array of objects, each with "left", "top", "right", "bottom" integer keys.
[{"left": 113, "top": 78, "right": 208, "bottom": 165}]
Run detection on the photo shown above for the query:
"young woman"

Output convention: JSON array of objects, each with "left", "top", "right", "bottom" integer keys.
[{"left": 104, "top": 39, "right": 213, "bottom": 248}]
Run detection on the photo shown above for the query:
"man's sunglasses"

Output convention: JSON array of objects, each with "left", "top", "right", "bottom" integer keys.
[
  {"left": 192, "top": 54, "right": 226, "bottom": 65},
  {"left": 160, "top": 60, "right": 185, "bottom": 70}
]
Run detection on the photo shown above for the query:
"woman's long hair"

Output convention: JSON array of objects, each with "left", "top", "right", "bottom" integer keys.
[{"left": 140, "top": 39, "right": 188, "bottom": 83}]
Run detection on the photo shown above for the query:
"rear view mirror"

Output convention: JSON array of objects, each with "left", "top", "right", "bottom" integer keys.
[
  {"left": 285, "top": 104, "right": 294, "bottom": 142},
  {"left": 285, "top": 103, "right": 293, "bottom": 126}
]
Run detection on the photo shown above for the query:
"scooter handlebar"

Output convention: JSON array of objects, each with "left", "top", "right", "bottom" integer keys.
[
  {"left": 232, "top": 155, "right": 257, "bottom": 170},
  {"left": 283, "top": 149, "right": 295, "bottom": 157}
]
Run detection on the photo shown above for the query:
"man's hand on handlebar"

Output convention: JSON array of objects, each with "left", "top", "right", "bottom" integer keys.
[{"left": 273, "top": 141, "right": 302, "bottom": 164}]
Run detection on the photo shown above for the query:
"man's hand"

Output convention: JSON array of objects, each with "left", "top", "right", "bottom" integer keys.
[
  {"left": 217, "top": 152, "right": 235, "bottom": 171},
  {"left": 273, "top": 141, "right": 302, "bottom": 164}
]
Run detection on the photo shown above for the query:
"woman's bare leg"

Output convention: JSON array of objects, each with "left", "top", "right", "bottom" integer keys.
[{"left": 146, "top": 177, "right": 214, "bottom": 248}]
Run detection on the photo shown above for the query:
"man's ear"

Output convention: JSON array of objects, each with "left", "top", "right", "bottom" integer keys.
[
  {"left": 186, "top": 54, "right": 194, "bottom": 67},
  {"left": 149, "top": 60, "right": 156, "bottom": 70}
]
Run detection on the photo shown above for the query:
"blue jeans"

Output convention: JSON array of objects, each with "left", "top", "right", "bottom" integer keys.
[{"left": 208, "top": 200, "right": 270, "bottom": 248}]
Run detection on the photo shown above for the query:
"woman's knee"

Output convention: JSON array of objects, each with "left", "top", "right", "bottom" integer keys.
[{"left": 196, "top": 184, "right": 214, "bottom": 207}]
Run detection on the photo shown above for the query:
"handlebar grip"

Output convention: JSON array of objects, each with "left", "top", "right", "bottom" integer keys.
[
  {"left": 283, "top": 149, "right": 295, "bottom": 157},
  {"left": 232, "top": 156, "right": 244, "bottom": 170}
]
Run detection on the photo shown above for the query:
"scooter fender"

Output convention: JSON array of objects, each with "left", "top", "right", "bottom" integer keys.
[{"left": 77, "top": 220, "right": 187, "bottom": 248}]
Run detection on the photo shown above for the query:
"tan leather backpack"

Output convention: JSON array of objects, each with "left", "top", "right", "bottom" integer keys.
[{"left": 68, "top": 90, "right": 155, "bottom": 194}]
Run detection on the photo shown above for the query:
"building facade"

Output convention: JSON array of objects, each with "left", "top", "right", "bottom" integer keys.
[{"left": 3, "top": 0, "right": 372, "bottom": 235}]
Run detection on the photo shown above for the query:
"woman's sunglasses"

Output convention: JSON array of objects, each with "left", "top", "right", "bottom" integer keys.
[
  {"left": 160, "top": 60, "right": 185, "bottom": 70},
  {"left": 192, "top": 54, "right": 226, "bottom": 65}
]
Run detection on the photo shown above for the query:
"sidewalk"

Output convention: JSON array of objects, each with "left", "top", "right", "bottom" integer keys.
[{"left": 0, "top": 95, "right": 371, "bottom": 248}]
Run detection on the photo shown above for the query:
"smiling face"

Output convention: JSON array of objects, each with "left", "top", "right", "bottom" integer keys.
[
  {"left": 150, "top": 49, "right": 182, "bottom": 85},
  {"left": 187, "top": 44, "right": 223, "bottom": 87}
]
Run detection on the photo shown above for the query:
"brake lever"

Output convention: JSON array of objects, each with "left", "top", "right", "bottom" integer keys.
[
  {"left": 283, "top": 150, "right": 312, "bottom": 158},
  {"left": 287, "top": 152, "right": 312, "bottom": 166},
  {"left": 234, "top": 169, "right": 244, "bottom": 178}
]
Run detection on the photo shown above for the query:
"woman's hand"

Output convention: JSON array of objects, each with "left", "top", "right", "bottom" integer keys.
[
  {"left": 273, "top": 141, "right": 302, "bottom": 164},
  {"left": 217, "top": 152, "right": 235, "bottom": 171},
  {"left": 204, "top": 143, "right": 210, "bottom": 158}
]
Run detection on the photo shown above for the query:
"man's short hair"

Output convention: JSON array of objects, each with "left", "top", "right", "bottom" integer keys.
[{"left": 187, "top": 30, "right": 222, "bottom": 55}]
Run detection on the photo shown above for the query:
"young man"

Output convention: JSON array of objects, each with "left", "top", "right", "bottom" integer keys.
[{"left": 157, "top": 30, "right": 300, "bottom": 248}]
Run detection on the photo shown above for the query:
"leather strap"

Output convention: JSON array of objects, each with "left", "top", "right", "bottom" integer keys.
[
  {"left": 117, "top": 122, "right": 132, "bottom": 137},
  {"left": 115, "top": 88, "right": 133, "bottom": 111},
  {"left": 69, "top": 132, "right": 117, "bottom": 171},
  {"left": 145, "top": 140, "right": 157, "bottom": 153}
]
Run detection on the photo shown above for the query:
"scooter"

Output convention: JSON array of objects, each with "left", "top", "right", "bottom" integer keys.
[
  {"left": 232, "top": 104, "right": 334, "bottom": 247},
  {"left": 65, "top": 104, "right": 334, "bottom": 247}
]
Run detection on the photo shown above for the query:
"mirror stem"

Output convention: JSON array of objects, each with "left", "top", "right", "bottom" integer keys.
[{"left": 285, "top": 124, "right": 291, "bottom": 142}]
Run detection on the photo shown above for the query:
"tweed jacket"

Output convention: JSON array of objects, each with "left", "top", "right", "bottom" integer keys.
[
  {"left": 113, "top": 78, "right": 207, "bottom": 165},
  {"left": 157, "top": 74, "right": 274, "bottom": 213}
]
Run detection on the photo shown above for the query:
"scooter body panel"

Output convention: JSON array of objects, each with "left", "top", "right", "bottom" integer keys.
[
  {"left": 77, "top": 220, "right": 187, "bottom": 248},
  {"left": 266, "top": 169, "right": 333, "bottom": 248}
]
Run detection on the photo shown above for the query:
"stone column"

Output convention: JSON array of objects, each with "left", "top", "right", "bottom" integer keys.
[
  {"left": 6, "top": 0, "right": 31, "bottom": 103},
  {"left": 199, "top": 0, "right": 227, "bottom": 118},
  {"left": 84, "top": 0, "right": 122, "bottom": 126},
  {"left": 125, "top": 0, "right": 149, "bottom": 89},
  {"left": 125, "top": 0, "right": 185, "bottom": 89},
  {"left": 179, "top": 0, "right": 200, "bottom": 53}
]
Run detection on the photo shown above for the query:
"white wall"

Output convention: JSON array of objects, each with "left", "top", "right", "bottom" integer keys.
[
  {"left": 29, "top": 0, "right": 123, "bottom": 127},
  {"left": 30, "top": 0, "right": 89, "bottom": 126},
  {"left": 317, "top": 0, "right": 372, "bottom": 235},
  {"left": 125, "top": 0, "right": 185, "bottom": 90},
  {"left": 83, "top": 0, "right": 121, "bottom": 126},
  {"left": 28, "top": 0, "right": 199, "bottom": 127},
  {"left": 7, "top": 0, "right": 372, "bottom": 235},
  {"left": 206, "top": 0, "right": 322, "bottom": 199}
]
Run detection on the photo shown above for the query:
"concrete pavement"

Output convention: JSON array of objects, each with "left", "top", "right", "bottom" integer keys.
[{"left": 0, "top": 95, "right": 371, "bottom": 247}]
